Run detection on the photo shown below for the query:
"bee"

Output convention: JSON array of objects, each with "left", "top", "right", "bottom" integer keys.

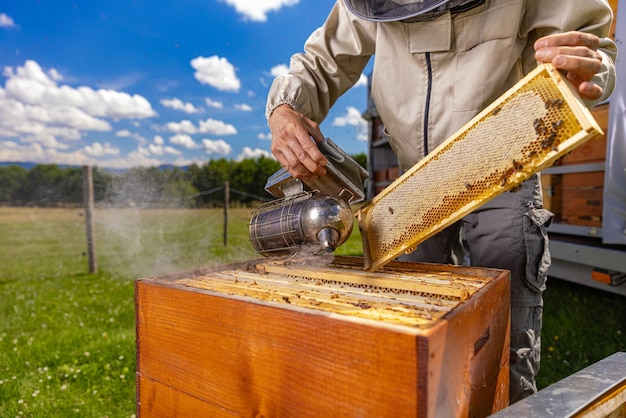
[
  {"left": 352, "top": 301, "right": 371, "bottom": 309},
  {"left": 528, "top": 150, "right": 537, "bottom": 158},
  {"left": 464, "top": 182, "right": 473, "bottom": 190},
  {"left": 492, "top": 107, "right": 502, "bottom": 116},
  {"left": 388, "top": 206, "right": 394, "bottom": 214},
  {"left": 552, "top": 119, "right": 564, "bottom": 130},
  {"left": 500, "top": 167, "right": 515, "bottom": 187},
  {"left": 541, "top": 130, "right": 558, "bottom": 149},
  {"left": 533, "top": 118, "right": 547, "bottom": 135},
  {"left": 545, "top": 98, "right": 564, "bottom": 109}
]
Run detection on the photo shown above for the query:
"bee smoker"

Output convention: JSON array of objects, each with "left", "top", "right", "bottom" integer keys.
[{"left": 249, "top": 138, "right": 369, "bottom": 257}]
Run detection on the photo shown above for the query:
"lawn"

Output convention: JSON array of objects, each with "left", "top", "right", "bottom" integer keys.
[{"left": 1, "top": 207, "right": 624, "bottom": 416}]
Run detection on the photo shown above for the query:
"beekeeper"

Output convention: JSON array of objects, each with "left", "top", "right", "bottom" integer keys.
[{"left": 265, "top": 0, "right": 617, "bottom": 403}]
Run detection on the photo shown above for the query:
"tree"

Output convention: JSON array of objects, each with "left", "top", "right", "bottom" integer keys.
[
  {"left": 351, "top": 152, "right": 367, "bottom": 170},
  {"left": 191, "top": 159, "right": 233, "bottom": 207},
  {"left": 24, "top": 164, "right": 82, "bottom": 207},
  {"left": 230, "top": 156, "right": 281, "bottom": 205},
  {"left": 162, "top": 167, "right": 198, "bottom": 207},
  {"left": 0, "top": 165, "right": 28, "bottom": 205},
  {"left": 92, "top": 167, "right": 114, "bottom": 203}
]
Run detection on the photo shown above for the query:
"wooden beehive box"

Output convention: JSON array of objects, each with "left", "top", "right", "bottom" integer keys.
[{"left": 135, "top": 256, "right": 510, "bottom": 417}]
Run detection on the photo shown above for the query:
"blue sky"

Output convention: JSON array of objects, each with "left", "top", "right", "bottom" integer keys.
[{"left": 0, "top": 0, "right": 371, "bottom": 169}]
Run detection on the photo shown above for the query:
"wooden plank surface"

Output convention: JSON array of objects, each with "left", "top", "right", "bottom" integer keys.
[
  {"left": 562, "top": 171, "right": 604, "bottom": 226},
  {"left": 559, "top": 103, "right": 609, "bottom": 165},
  {"left": 137, "top": 375, "right": 237, "bottom": 417},
  {"left": 136, "top": 279, "right": 422, "bottom": 417}
]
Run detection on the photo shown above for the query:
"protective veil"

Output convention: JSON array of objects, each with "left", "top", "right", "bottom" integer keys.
[{"left": 343, "top": 0, "right": 483, "bottom": 22}]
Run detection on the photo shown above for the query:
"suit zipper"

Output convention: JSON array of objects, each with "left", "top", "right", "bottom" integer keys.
[{"left": 424, "top": 52, "right": 432, "bottom": 157}]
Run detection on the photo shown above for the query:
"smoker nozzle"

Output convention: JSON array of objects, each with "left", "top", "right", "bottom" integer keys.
[{"left": 317, "top": 227, "right": 340, "bottom": 253}]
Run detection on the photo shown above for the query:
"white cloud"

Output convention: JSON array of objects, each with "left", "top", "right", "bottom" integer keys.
[
  {"left": 84, "top": 142, "right": 120, "bottom": 157},
  {"left": 270, "top": 64, "right": 289, "bottom": 77},
  {"left": 332, "top": 106, "right": 365, "bottom": 127},
  {"left": 0, "top": 138, "right": 177, "bottom": 169},
  {"left": 115, "top": 129, "right": 147, "bottom": 144},
  {"left": 3, "top": 61, "right": 156, "bottom": 119},
  {"left": 0, "top": 83, "right": 110, "bottom": 142},
  {"left": 164, "top": 120, "right": 197, "bottom": 135},
  {"left": 221, "top": 0, "right": 299, "bottom": 22},
  {"left": 258, "top": 132, "right": 271, "bottom": 140},
  {"left": 121, "top": 149, "right": 166, "bottom": 168},
  {"left": 0, "top": 13, "right": 17, "bottom": 28},
  {"left": 205, "top": 97, "right": 223, "bottom": 108},
  {"left": 47, "top": 68, "right": 63, "bottom": 82},
  {"left": 0, "top": 60, "right": 157, "bottom": 152},
  {"left": 355, "top": 73, "right": 368, "bottom": 87},
  {"left": 160, "top": 97, "right": 202, "bottom": 114},
  {"left": 164, "top": 146, "right": 180, "bottom": 155},
  {"left": 332, "top": 106, "right": 368, "bottom": 142},
  {"left": 198, "top": 118, "right": 237, "bottom": 135},
  {"left": 147, "top": 144, "right": 163, "bottom": 155},
  {"left": 164, "top": 117, "right": 237, "bottom": 136},
  {"left": 39, "top": 106, "right": 111, "bottom": 131},
  {"left": 146, "top": 135, "right": 180, "bottom": 156},
  {"left": 237, "top": 146, "right": 272, "bottom": 161},
  {"left": 234, "top": 103, "right": 252, "bottom": 112},
  {"left": 202, "top": 139, "right": 232, "bottom": 156},
  {"left": 116, "top": 129, "right": 132, "bottom": 137},
  {"left": 20, "top": 134, "right": 70, "bottom": 150},
  {"left": 0, "top": 140, "right": 97, "bottom": 166},
  {"left": 148, "top": 143, "right": 181, "bottom": 156},
  {"left": 191, "top": 56, "right": 240, "bottom": 92},
  {"left": 170, "top": 134, "right": 199, "bottom": 149}
]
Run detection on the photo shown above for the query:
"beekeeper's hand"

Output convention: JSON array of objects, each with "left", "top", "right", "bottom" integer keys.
[
  {"left": 534, "top": 31, "right": 605, "bottom": 101},
  {"left": 269, "top": 104, "right": 328, "bottom": 179}
]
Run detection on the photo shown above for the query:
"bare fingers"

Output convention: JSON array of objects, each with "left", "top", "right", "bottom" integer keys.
[
  {"left": 534, "top": 31, "right": 604, "bottom": 100},
  {"left": 269, "top": 105, "right": 327, "bottom": 178}
]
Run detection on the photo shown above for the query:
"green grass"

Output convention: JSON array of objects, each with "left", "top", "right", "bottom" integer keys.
[
  {"left": 0, "top": 207, "right": 260, "bottom": 418},
  {"left": 538, "top": 277, "right": 626, "bottom": 388},
  {"left": 0, "top": 207, "right": 624, "bottom": 416}
]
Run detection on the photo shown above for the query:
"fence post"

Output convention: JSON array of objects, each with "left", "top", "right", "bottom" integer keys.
[
  {"left": 83, "top": 165, "right": 97, "bottom": 274},
  {"left": 223, "top": 181, "right": 229, "bottom": 247}
]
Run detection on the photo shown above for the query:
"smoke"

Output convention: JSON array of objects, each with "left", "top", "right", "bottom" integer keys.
[
  {"left": 94, "top": 206, "right": 232, "bottom": 279},
  {"left": 91, "top": 169, "right": 228, "bottom": 279},
  {"left": 283, "top": 247, "right": 336, "bottom": 269}
]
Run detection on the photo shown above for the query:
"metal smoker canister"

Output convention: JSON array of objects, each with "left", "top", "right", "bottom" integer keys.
[{"left": 249, "top": 191, "right": 354, "bottom": 257}]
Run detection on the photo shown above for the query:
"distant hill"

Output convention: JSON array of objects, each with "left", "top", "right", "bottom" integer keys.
[
  {"left": 0, "top": 161, "right": 38, "bottom": 170},
  {"left": 0, "top": 161, "right": 189, "bottom": 174}
]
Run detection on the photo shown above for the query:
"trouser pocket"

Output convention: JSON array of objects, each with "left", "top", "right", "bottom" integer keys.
[{"left": 522, "top": 203, "right": 554, "bottom": 293}]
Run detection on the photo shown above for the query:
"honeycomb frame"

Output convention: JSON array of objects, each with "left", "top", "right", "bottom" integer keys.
[{"left": 358, "top": 64, "right": 603, "bottom": 271}]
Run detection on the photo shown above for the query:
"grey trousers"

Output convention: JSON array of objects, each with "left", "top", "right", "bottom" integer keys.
[{"left": 398, "top": 174, "right": 553, "bottom": 404}]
